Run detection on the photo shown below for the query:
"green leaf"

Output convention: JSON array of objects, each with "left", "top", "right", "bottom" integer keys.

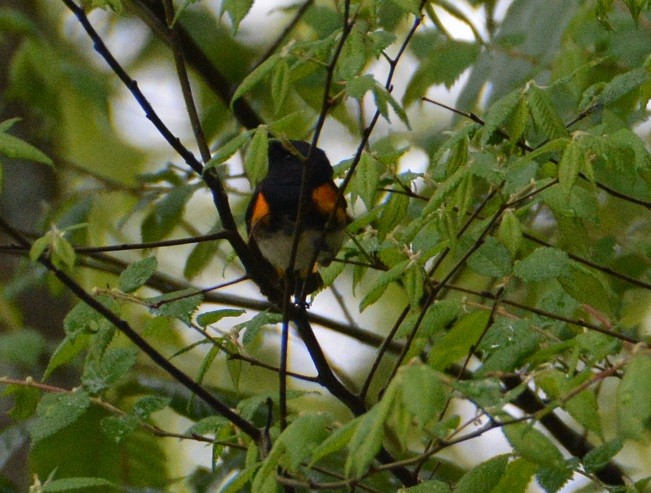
[
  {"left": 204, "top": 131, "right": 252, "bottom": 170},
  {"left": 231, "top": 54, "right": 280, "bottom": 105},
  {"left": 423, "top": 167, "right": 469, "bottom": 216},
  {"left": 557, "top": 140, "right": 583, "bottom": 199},
  {"left": 481, "top": 89, "right": 521, "bottom": 146},
  {"left": 582, "top": 438, "right": 624, "bottom": 473},
  {"left": 43, "top": 333, "right": 91, "bottom": 381},
  {"left": 346, "top": 74, "right": 376, "bottom": 99},
  {"left": 43, "top": 477, "right": 117, "bottom": 491},
  {"left": 148, "top": 289, "right": 203, "bottom": 324},
  {"left": 403, "top": 263, "right": 425, "bottom": 307},
  {"left": 220, "top": 0, "right": 253, "bottom": 32},
  {"left": 478, "top": 332, "right": 541, "bottom": 377},
  {"left": 82, "top": 348, "right": 138, "bottom": 394},
  {"left": 271, "top": 59, "right": 290, "bottom": 114},
  {"left": 235, "top": 311, "right": 283, "bottom": 346},
  {"left": 513, "top": 247, "right": 569, "bottom": 282},
  {"left": 2, "top": 384, "right": 40, "bottom": 420},
  {"left": 504, "top": 423, "right": 565, "bottom": 468},
  {"left": 558, "top": 262, "right": 612, "bottom": 314},
  {"left": 401, "top": 364, "right": 447, "bottom": 426},
  {"left": 244, "top": 126, "right": 269, "bottom": 186},
  {"left": 429, "top": 310, "right": 490, "bottom": 370},
  {"left": 404, "top": 39, "right": 479, "bottom": 106},
  {"left": 597, "top": 67, "right": 649, "bottom": 106},
  {"left": 100, "top": 414, "right": 138, "bottom": 444},
  {"left": 498, "top": 210, "right": 522, "bottom": 257},
  {"left": 359, "top": 260, "right": 409, "bottom": 312},
  {"left": 489, "top": 458, "right": 538, "bottom": 493},
  {"left": 0, "top": 130, "right": 53, "bottom": 165},
  {"left": 183, "top": 235, "right": 219, "bottom": 280},
  {"left": 526, "top": 83, "right": 568, "bottom": 140},
  {"left": 467, "top": 236, "right": 513, "bottom": 278},
  {"left": 401, "top": 480, "right": 451, "bottom": 493},
  {"left": 309, "top": 419, "right": 358, "bottom": 465},
  {"left": 617, "top": 354, "right": 651, "bottom": 439},
  {"left": 141, "top": 184, "right": 196, "bottom": 243},
  {"left": 197, "top": 309, "right": 245, "bottom": 327},
  {"left": 372, "top": 83, "right": 411, "bottom": 128},
  {"left": 346, "top": 382, "right": 399, "bottom": 477},
  {"left": 378, "top": 190, "right": 409, "bottom": 240},
  {"left": 253, "top": 414, "right": 330, "bottom": 490},
  {"left": 535, "top": 465, "right": 573, "bottom": 493},
  {"left": 351, "top": 152, "right": 381, "bottom": 208},
  {"left": 454, "top": 454, "right": 509, "bottom": 493},
  {"left": 132, "top": 396, "right": 170, "bottom": 420},
  {"left": 118, "top": 256, "right": 157, "bottom": 293},
  {"left": 30, "top": 390, "right": 91, "bottom": 443}
]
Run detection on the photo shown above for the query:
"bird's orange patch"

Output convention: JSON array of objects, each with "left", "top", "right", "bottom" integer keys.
[
  {"left": 311, "top": 183, "right": 346, "bottom": 223},
  {"left": 249, "top": 193, "right": 270, "bottom": 229}
]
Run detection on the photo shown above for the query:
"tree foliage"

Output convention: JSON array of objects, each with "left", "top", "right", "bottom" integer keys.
[{"left": 0, "top": 0, "right": 650, "bottom": 491}]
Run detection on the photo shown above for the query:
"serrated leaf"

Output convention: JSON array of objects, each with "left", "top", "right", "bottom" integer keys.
[
  {"left": 404, "top": 39, "right": 478, "bottom": 106},
  {"left": 351, "top": 152, "right": 381, "bottom": 208},
  {"left": 378, "top": 190, "right": 409, "bottom": 240},
  {"left": 582, "top": 438, "right": 624, "bottom": 473},
  {"left": 403, "top": 263, "right": 424, "bottom": 307},
  {"left": 183, "top": 235, "right": 219, "bottom": 280},
  {"left": 43, "top": 477, "right": 117, "bottom": 491},
  {"left": 141, "top": 185, "right": 196, "bottom": 243},
  {"left": 558, "top": 262, "right": 612, "bottom": 314},
  {"left": 197, "top": 309, "right": 245, "bottom": 327},
  {"left": 231, "top": 54, "right": 280, "bottom": 105},
  {"left": 220, "top": 0, "right": 253, "bottom": 32},
  {"left": 118, "top": 256, "right": 157, "bottom": 293},
  {"left": 82, "top": 347, "right": 138, "bottom": 394},
  {"left": 30, "top": 390, "right": 91, "bottom": 443},
  {"left": 373, "top": 83, "right": 411, "bottom": 128},
  {"left": 504, "top": 423, "right": 565, "bottom": 468},
  {"left": 489, "top": 458, "right": 538, "bottom": 493},
  {"left": 481, "top": 89, "right": 521, "bottom": 146},
  {"left": 401, "top": 365, "right": 447, "bottom": 426},
  {"left": 345, "top": 382, "right": 399, "bottom": 477},
  {"left": 467, "top": 236, "right": 512, "bottom": 278},
  {"left": 148, "top": 289, "right": 203, "bottom": 323},
  {"left": 513, "top": 247, "right": 569, "bottom": 282},
  {"left": 0, "top": 131, "right": 53, "bottom": 165},
  {"left": 617, "top": 354, "right": 651, "bottom": 439},
  {"left": 253, "top": 414, "right": 330, "bottom": 491},
  {"left": 597, "top": 67, "right": 649, "bottom": 106},
  {"left": 454, "top": 454, "right": 509, "bottom": 493},
  {"left": 359, "top": 260, "right": 408, "bottom": 312},
  {"left": 244, "top": 126, "right": 268, "bottom": 186},
  {"left": 271, "top": 59, "right": 290, "bottom": 115},
  {"left": 423, "top": 167, "right": 469, "bottom": 215},
  {"left": 498, "top": 210, "right": 522, "bottom": 257},
  {"left": 401, "top": 480, "right": 451, "bottom": 492},
  {"left": 535, "top": 464, "right": 573, "bottom": 493},
  {"left": 429, "top": 310, "right": 490, "bottom": 370},
  {"left": 557, "top": 140, "right": 583, "bottom": 199},
  {"left": 100, "top": 414, "right": 138, "bottom": 444},
  {"left": 526, "top": 83, "right": 568, "bottom": 140},
  {"left": 133, "top": 396, "right": 170, "bottom": 420}
]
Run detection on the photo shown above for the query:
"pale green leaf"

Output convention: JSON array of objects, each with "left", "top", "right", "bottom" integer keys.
[
  {"left": 0, "top": 131, "right": 53, "bottom": 165},
  {"left": 118, "top": 256, "right": 157, "bottom": 293},
  {"left": 244, "top": 127, "right": 269, "bottom": 186}
]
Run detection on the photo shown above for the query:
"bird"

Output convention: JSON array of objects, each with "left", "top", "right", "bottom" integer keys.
[{"left": 245, "top": 139, "right": 349, "bottom": 299}]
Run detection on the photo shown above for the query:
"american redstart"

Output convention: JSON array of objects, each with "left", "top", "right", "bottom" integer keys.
[{"left": 245, "top": 140, "right": 349, "bottom": 297}]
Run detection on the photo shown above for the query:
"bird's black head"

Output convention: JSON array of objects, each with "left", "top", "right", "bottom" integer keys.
[{"left": 265, "top": 140, "right": 333, "bottom": 190}]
